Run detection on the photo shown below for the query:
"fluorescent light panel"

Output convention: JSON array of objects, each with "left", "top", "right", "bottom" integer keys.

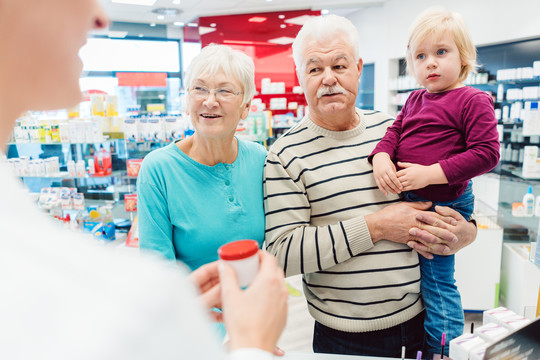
[
  {"left": 284, "top": 15, "right": 317, "bottom": 26},
  {"left": 248, "top": 16, "right": 267, "bottom": 23},
  {"left": 223, "top": 40, "right": 276, "bottom": 46},
  {"left": 268, "top": 36, "right": 295, "bottom": 45},
  {"left": 111, "top": 0, "right": 157, "bottom": 5},
  {"left": 108, "top": 30, "right": 128, "bottom": 38},
  {"left": 198, "top": 26, "right": 217, "bottom": 35}
]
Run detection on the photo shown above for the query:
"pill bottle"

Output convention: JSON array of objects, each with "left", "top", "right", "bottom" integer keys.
[{"left": 218, "top": 239, "right": 259, "bottom": 288}]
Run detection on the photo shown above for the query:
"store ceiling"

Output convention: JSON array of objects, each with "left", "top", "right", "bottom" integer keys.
[{"left": 98, "top": 0, "right": 386, "bottom": 26}]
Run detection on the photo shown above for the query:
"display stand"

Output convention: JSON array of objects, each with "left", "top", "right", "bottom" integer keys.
[
  {"left": 455, "top": 211, "right": 503, "bottom": 311},
  {"left": 500, "top": 242, "right": 540, "bottom": 316}
]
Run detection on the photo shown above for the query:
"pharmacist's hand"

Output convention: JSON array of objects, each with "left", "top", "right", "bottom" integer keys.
[
  {"left": 220, "top": 251, "right": 288, "bottom": 354},
  {"left": 408, "top": 205, "right": 477, "bottom": 257},
  {"left": 189, "top": 261, "right": 223, "bottom": 322},
  {"left": 373, "top": 153, "right": 402, "bottom": 195}
]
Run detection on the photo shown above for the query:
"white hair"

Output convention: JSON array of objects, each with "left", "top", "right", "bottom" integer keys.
[
  {"left": 184, "top": 44, "right": 256, "bottom": 104},
  {"left": 292, "top": 14, "right": 360, "bottom": 73}
]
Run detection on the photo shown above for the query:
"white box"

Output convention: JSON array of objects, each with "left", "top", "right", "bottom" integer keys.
[
  {"left": 523, "top": 101, "right": 540, "bottom": 135},
  {"left": 449, "top": 334, "right": 486, "bottom": 360},
  {"left": 523, "top": 86, "right": 540, "bottom": 99},
  {"left": 469, "top": 343, "right": 489, "bottom": 360},
  {"left": 533, "top": 61, "right": 540, "bottom": 77},
  {"left": 522, "top": 146, "right": 540, "bottom": 179},
  {"left": 474, "top": 323, "right": 510, "bottom": 343},
  {"left": 499, "top": 314, "right": 531, "bottom": 331},
  {"left": 483, "top": 307, "right": 514, "bottom": 326},
  {"left": 521, "top": 67, "right": 534, "bottom": 79}
]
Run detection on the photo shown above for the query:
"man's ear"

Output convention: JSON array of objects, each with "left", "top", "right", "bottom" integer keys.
[{"left": 357, "top": 58, "right": 364, "bottom": 84}]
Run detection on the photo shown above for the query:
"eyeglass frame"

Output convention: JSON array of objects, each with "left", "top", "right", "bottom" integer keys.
[{"left": 187, "top": 86, "right": 244, "bottom": 101}]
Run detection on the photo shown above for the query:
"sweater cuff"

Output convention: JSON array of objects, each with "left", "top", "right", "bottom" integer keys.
[{"left": 342, "top": 216, "right": 374, "bottom": 256}]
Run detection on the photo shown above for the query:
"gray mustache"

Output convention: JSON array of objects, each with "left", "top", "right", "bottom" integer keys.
[{"left": 317, "top": 86, "right": 346, "bottom": 98}]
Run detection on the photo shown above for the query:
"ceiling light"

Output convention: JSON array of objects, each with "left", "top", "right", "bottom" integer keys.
[
  {"left": 265, "top": 0, "right": 272, "bottom": 2},
  {"left": 152, "top": 7, "right": 181, "bottom": 16},
  {"left": 112, "top": 0, "right": 157, "bottom": 5},
  {"left": 150, "top": 23, "right": 156, "bottom": 27},
  {"left": 267, "top": 36, "right": 295, "bottom": 45},
  {"left": 278, "top": 15, "right": 285, "bottom": 19},
  {"left": 248, "top": 16, "right": 267, "bottom": 23},
  {"left": 173, "top": 21, "right": 184, "bottom": 26},
  {"left": 224, "top": 40, "right": 276, "bottom": 46},
  {"left": 284, "top": 15, "right": 317, "bottom": 26},
  {"left": 172, "top": 0, "right": 181, "bottom": 4},
  {"left": 321, "top": 9, "right": 329, "bottom": 15},
  {"left": 210, "top": 23, "right": 216, "bottom": 27},
  {"left": 198, "top": 26, "right": 217, "bottom": 35},
  {"left": 187, "top": 23, "right": 198, "bottom": 27},
  {"left": 157, "top": 15, "right": 165, "bottom": 20},
  {"left": 108, "top": 31, "right": 128, "bottom": 38}
]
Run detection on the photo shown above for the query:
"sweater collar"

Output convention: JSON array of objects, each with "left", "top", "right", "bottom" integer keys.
[{"left": 304, "top": 108, "right": 366, "bottom": 140}]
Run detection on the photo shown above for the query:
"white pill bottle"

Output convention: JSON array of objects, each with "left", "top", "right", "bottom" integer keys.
[{"left": 218, "top": 239, "right": 259, "bottom": 288}]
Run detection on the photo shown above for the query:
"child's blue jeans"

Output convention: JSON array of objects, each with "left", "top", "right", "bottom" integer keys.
[{"left": 402, "top": 181, "right": 473, "bottom": 358}]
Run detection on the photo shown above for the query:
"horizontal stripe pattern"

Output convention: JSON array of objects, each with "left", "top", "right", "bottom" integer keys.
[{"left": 264, "top": 109, "right": 423, "bottom": 332}]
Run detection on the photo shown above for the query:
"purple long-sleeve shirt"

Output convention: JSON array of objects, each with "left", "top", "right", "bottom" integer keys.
[{"left": 371, "top": 86, "right": 500, "bottom": 202}]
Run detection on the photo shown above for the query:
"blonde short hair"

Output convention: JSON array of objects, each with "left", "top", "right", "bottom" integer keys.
[
  {"left": 406, "top": 7, "right": 477, "bottom": 83},
  {"left": 185, "top": 44, "right": 256, "bottom": 105}
]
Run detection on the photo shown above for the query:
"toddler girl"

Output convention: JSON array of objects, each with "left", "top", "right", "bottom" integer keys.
[{"left": 370, "top": 7, "right": 500, "bottom": 358}]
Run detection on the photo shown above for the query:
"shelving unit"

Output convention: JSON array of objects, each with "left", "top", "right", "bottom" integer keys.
[
  {"left": 7, "top": 137, "right": 136, "bottom": 228},
  {"left": 252, "top": 92, "right": 306, "bottom": 146}
]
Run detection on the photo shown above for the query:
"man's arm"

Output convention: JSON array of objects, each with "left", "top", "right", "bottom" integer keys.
[{"left": 264, "top": 151, "right": 374, "bottom": 277}]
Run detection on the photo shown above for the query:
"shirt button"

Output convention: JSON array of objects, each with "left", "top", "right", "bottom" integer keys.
[
  {"left": 228, "top": 196, "right": 234, "bottom": 202},
  {"left": 225, "top": 180, "right": 230, "bottom": 186}
]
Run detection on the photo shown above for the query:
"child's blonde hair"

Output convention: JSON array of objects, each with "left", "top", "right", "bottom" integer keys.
[{"left": 406, "top": 7, "right": 477, "bottom": 83}]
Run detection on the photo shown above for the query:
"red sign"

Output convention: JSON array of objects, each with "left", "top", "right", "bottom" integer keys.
[{"left": 117, "top": 72, "right": 168, "bottom": 87}]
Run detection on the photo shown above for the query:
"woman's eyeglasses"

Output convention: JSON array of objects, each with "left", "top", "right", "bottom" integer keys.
[{"left": 188, "top": 86, "right": 243, "bottom": 101}]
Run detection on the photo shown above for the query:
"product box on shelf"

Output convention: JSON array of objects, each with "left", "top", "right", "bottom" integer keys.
[
  {"left": 82, "top": 221, "right": 115, "bottom": 241},
  {"left": 449, "top": 334, "right": 486, "bottom": 360},
  {"left": 125, "top": 215, "right": 139, "bottom": 248},
  {"left": 483, "top": 306, "right": 514, "bottom": 326},
  {"left": 124, "top": 193, "right": 137, "bottom": 212},
  {"left": 522, "top": 146, "right": 540, "bottom": 179},
  {"left": 126, "top": 159, "right": 143, "bottom": 177}
]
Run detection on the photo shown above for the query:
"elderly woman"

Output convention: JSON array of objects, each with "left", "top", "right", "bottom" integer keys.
[{"left": 137, "top": 44, "right": 267, "bottom": 270}]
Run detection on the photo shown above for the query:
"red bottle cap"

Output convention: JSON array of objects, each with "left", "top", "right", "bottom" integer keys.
[{"left": 218, "top": 240, "right": 259, "bottom": 261}]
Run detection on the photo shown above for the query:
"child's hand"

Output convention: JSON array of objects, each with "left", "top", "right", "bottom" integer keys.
[
  {"left": 372, "top": 152, "right": 403, "bottom": 195},
  {"left": 396, "top": 162, "right": 448, "bottom": 191}
]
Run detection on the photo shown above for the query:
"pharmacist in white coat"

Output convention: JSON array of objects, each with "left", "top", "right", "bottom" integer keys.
[{"left": 0, "top": 0, "right": 288, "bottom": 359}]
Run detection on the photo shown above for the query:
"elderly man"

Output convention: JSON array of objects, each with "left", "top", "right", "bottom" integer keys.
[{"left": 264, "top": 14, "right": 477, "bottom": 357}]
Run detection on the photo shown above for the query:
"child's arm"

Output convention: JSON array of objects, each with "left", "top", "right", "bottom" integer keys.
[
  {"left": 396, "top": 162, "right": 449, "bottom": 191},
  {"left": 372, "top": 152, "right": 403, "bottom": 195}
]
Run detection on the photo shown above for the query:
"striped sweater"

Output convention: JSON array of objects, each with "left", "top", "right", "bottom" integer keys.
[{"left": 264, "top": 108, "right": 423, "bottom": 333}]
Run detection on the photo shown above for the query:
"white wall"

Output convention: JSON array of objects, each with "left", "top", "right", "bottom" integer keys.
[{"left": 346, "top": 0, "right": 540, "bottom": 114}]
